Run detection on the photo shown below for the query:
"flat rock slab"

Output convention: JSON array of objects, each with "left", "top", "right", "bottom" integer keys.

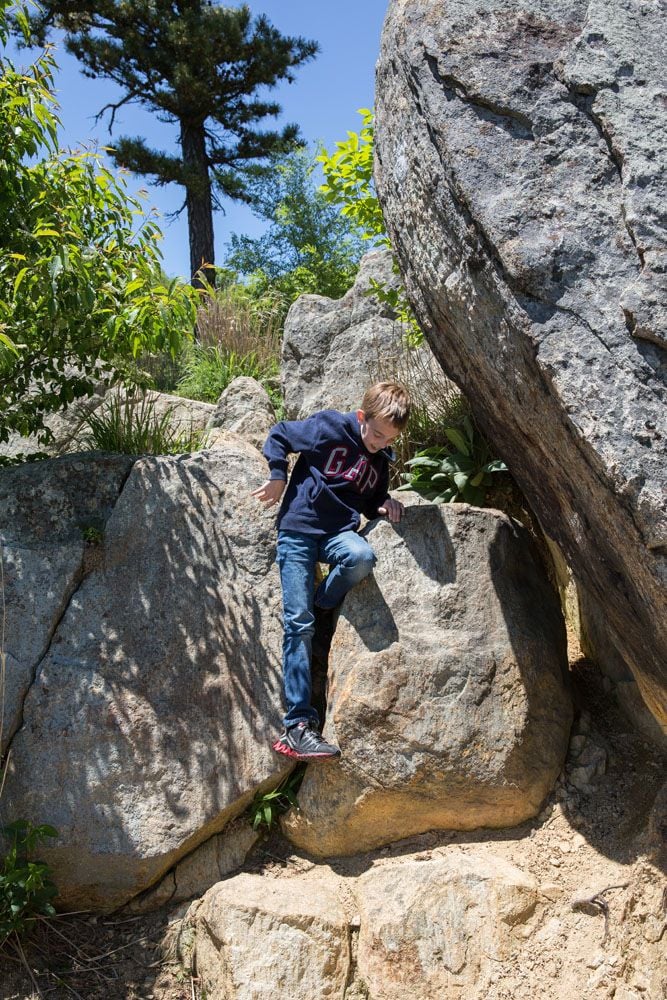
[
  {"left": 284, "top": 504, "right": 572, "bottom": 855},
  {"left": 1, "top": 445, "right": 287, "bottom": 910},
  {"left": 193, "top": 874, "right": 351, "bottom": 1000},
  {"left": 374, "top": 0, "right": 667, "bottom": 730},
  {"left": 355, "top": 853, "right": 538, "bottom": 999}
]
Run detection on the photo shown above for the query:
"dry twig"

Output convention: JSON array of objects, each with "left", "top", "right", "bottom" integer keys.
[
  {"left": 84, "top": 931, "right": 155, "bottom": 963},
  {"left": 13, "top": 933, "right": 45, "bottom": 998},
  {"left": 571, "top": 882, "right": 630, "bottom": 944}
]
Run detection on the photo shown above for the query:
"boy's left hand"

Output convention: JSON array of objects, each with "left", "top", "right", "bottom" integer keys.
[{"left": 377, "top": 498, "right": 404, "bottom": 523}]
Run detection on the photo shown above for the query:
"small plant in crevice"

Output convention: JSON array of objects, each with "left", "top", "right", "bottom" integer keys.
[
  {"left": 0, "top": 820, "right": 58, "bottom": 947},
  {"left": 398, "top": 416, "right": 508, "bottom": 506},
  {"left": 80, "top": 524, "right": 103, "bottom": 545},
  {"left": 247, "top": 766, "right": 306, "bottom": 832}
]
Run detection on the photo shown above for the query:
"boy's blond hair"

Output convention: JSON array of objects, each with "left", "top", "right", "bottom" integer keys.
[{"left": 361, "top": 381, "right": 411, "bottom": 429}]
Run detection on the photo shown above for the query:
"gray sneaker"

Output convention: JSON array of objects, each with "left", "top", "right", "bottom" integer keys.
[{"left": 272, "top": 722, "right": 341, "bottom": 761}]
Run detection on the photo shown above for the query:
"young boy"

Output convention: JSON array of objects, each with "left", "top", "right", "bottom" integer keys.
[{"left": 252, "top": 381, "right": 411, "bottom": 761}]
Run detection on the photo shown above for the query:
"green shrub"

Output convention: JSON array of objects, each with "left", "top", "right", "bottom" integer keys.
[
  {"left": 398, "top": 416, "right": 508, "bottom": 506},
  {"left": 317, "top": 108, "right": 386, "bottom": 245},
  {"left": 318, "top": 110, "right": 425, "bottom": 345},
  {"left": 83, "top": 391, "right": 203, "bottom": 455},
  {"left": 0, "top": 820, "right": 58, "bottom": 946}
]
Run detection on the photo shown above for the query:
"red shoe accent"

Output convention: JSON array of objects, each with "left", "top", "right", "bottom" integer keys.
[
  {"left": 272, "top": 739, "right": 339, "bottom": 761},
  {"left": 272, "top": 740, "right": 301, "bottom": 759}
]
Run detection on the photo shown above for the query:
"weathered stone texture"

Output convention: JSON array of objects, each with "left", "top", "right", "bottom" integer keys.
[
  {"left": 194, "top": 875, "right": 351, "bottom": 1000},
  {"left": 128, "top": 819, "right": 260, "bottom": 913},
  {"left": 281, "top": 250, "right": 406, "bottom": 419},
  {"left": 205, "top": 376, "right": 275, "bottom": 452},
  {"left": 375, "top": 0, "right": 667, "bottom": 728},
  {"left": 0, "top": 454, "right": 134, "bottom": 752},
  {"left": 0, "top": 445, "right": 287, "bottom": 910},
  {"left": 355, "top": 854, "right": 538, "bottom": 999},
  {"left": 283, "top": 504, "right": 572, "bottom": 856}
]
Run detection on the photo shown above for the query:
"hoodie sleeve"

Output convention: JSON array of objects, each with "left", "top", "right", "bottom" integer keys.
[
  {"left": 262, "top": 414, "right": 324, "bottom": 481},
  {"left": 362, "top": 461, "right": 390, "bottom": 519}
]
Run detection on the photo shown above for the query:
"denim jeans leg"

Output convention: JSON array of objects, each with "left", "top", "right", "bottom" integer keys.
[
  {"left": 276, "top": 530, "right": 320, "bottom": 729},
  {"left": 314, "top": 531, "right": 377, "bottom": 609}
]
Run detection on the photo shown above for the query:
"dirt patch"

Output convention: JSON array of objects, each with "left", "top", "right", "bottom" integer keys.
[{"left": 1, "top": 658, "right": 665, "bottom": 1000}]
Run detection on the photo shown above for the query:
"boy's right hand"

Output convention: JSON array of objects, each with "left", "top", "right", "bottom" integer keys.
[{"left": 251, "top": 479, "right": 286, "bottom": 507}]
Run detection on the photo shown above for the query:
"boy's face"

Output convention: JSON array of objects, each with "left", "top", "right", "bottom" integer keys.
[{"left": 356, "top": 410, "right": 401, "bottom": 453}]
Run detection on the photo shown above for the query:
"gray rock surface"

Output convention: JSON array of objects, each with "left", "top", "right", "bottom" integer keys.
[
  {"left": 283, "top": 504, "right": 572, "bottom": 856},
  {"left": 134, "top": 389, "right": 215, "bottom": 439},
  {"left": 128, "top": 819, "right": 260, "bottom": 913},
  {"left": 375, "top": 0, "right": 667, "bottom": 729},
  {"left": 0, "top": 388, "right": 108, "bottom": 462},
  {"left": 0, "top": 455, "right": 134, "bottom": 753},
  {"left": 193, "top": 874, "right": 351, "bottom": 1000},
  {"left": 355, "top": 853, "right": 538, "bottom": 999},
  {"left": 281, "top": 249, "right": 406, "bottom": 419},
  {"left": 205, "top": 376, "right": 275, "bottom": 452},
  {"left": 0, "top": 444, "right": 287, "bottom": 910}
]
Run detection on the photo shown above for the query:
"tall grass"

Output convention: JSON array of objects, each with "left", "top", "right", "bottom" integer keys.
[
  {"left": 134, "top": 285, "right": 282, "bottom": 405},
  {"left": 196, "top": 284, "right": 283, "bottom": 363},
  {"left": 83, "top": 391, "right": 203, "bottom": 456},
  {"left": 175, "top": 345, "right": 273, "bottom": 404}
]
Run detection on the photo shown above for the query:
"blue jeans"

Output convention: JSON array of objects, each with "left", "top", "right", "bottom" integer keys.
[{"left": 276, "top": 529, "right": 376, "bottom": 728}]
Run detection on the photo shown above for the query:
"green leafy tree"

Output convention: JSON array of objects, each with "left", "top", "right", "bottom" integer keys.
[
  {"left": 317, "top": 108, "right": 387, "bottom": 245},
  {"left": 24, "top": 1, "right": 319, "bottom": 284},
  {"left": 0, "top": 2, "right": 199, "bottom": 457},
  {"left": 319, "top": 109, "right": 422, "bottom": 342},
  {"left": 224, "top": 147, "right": 366, "bottom": 310}
]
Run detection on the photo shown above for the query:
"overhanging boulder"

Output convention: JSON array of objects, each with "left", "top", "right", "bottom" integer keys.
[{"left": 374, "top": 0, "right": 667, "bottom": 730}]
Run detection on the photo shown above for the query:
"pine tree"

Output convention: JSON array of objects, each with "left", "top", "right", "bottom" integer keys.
[{"left": 26, "top": 2, "right": 318, "bottom": 285}]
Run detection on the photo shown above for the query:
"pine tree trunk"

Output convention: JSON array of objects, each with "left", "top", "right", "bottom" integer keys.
[{"left": 181, "top": 122, "right": 214, "bottom": 288}]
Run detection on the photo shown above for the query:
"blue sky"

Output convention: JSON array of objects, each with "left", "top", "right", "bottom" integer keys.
[{"left": 9, "top": 1, "right": 388, "bottom": 278}]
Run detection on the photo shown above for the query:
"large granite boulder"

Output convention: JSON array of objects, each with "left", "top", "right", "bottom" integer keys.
[
  {"left": 283, "top": 504, "right": 572, "bottom": 856},
  {"left": 281, "top": 249, "right": 406, "bottom": 419},
  {"left": 0, "top": 444, "right": 287, "bottom": 910},
  {"left": 375, "top": 0, "right": 667, "bottom": 730}
]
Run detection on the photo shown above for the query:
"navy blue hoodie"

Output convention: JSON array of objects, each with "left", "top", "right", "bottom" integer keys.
[{"left": 262, "top": 409, "right": 393, "bottom": 537}]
